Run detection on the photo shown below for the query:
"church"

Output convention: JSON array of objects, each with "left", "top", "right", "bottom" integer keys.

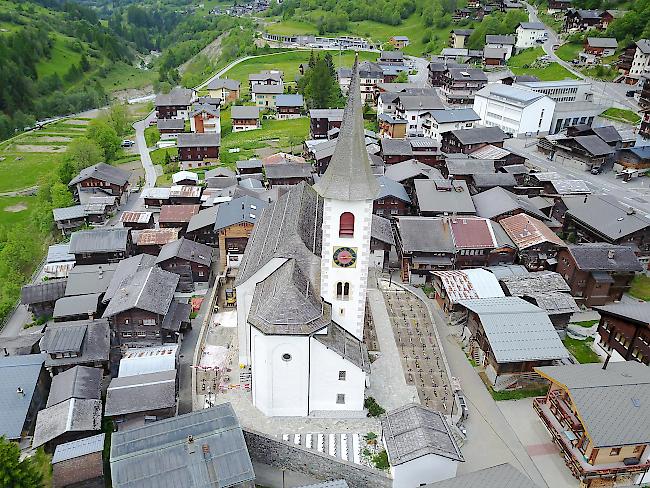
[{"left": 234, "top": 57, "right": 378, "bottom": 417}]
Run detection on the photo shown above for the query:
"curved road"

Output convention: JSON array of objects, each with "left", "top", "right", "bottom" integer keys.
[{"left": 524, "top": 2, "right": 639, "bottom": 111}]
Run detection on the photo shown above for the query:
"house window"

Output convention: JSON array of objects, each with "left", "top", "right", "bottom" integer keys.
[
  {"left": 137, "top": 331, "right": 146, "bottom": 337},
  {"left": 610, "top": 447, "right": 621, "bottom": 456},
  {"left": 122, "top": 331, "right": 132, "bottom": 337},
  {"left": 143, "top": 319, "right": 156, "bottom": 326},
  {"left": 339, "top": 371, "right": 346, "bottom": 381},
  {"left": 339, "top": 212, "right": 355, "bottom": 238},
  {"left": 336, "top": 282, "right": 350, "bottom": 300},
  {"left": 336, "top": 394, "right": 346, "bottom": 404}
]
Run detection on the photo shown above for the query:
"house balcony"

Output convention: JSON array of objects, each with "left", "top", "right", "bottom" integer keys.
[{"left": 533, "top": 397, "right": 650, "bottom": 481}]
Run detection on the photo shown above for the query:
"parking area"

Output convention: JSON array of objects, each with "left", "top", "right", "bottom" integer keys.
[{"left": 382, "top": 285, "right": 452, "bottom": 414}]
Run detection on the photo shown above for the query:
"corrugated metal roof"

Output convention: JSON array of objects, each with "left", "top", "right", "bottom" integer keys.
[
  {"left": 47, "top": 243, "right": 74, "bottom": 264},
  {"left": 41, "top": 324, "right": 87, "bottom": 354},
  {"left": 499, "top": 213, "right": 565, "bottom": 250},
  {"left": 459, "top": 297, "right": 568, "bottom": 363},
  {"left": 119, "top": 345, "right": 178, "bottom": 377},
  {"left": 134, "top": 228, "right": 180, "bottom": 246},
  {"left": 120, "top": 211, "right": 154, "bottom": 224},
  {"left": 52, "top": 433, "right": 105, "bottom": 464},
  {"left": 432, "top": 269, "right": 505, "bottom": 304}
]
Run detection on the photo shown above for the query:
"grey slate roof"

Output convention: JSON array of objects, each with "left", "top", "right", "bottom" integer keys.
[
  {"left": 252, "top": 83, "right": 283, "bottom": 94},
  {"left": 472, "top": 187, "right": 548, "bottom": 221},
  {"left": 155, "top": 87, "right": 193, "bottom": 107},
  {"left": 587, "top": 37, "right": 617, "bottom": 48},
  {"left": 519, "top": 21, "right": 546, "bottom": 29},
  {"left": 384, "top": 159, "right": 441, "bottom": 182},
  {"left": 205, "top": 167, "right": 236, "bottom": 178},
  {"left": 396, "top": 94, "right": 444, "bottom": 111},
  {"left": 47, "top": 365, "right": 102, "bottom": 408},
  {"left": 567, "top": 243, "right": 643, "bottom": 272},
  {"left": 396, "top": 217, "right": 455, "bottom": 253},
  {"left": 52, "top": 433, "right": 105, "bottom": 464},
  {"left": 376, "top": 176, "right": 410, "bottom": 203},
  {"left": 381, "top": 403, "right": 464, "bottom": 465},
  {"left": 53, "top": 205, "right": 85, "bottom": 221},
  {"left": 446, "top": 158, "right": 495, "bottom": 175},
  {"left": 0, "top": 333, "right": 43, "bottom": 355},
  {"left": 236, "top": 158, "right": 263, "bottom": 170},
  {"left": 214, "top": 195, "right": 268, "bottom": 230},
  {"left": 423, "top": 463, "right": 539, "bottom": 487},
  {"left": 53, "top": 293, "right": 101, "bottom": 319},
  {"left": 536, "top": 362, "right": 650, "bottom": 448},
  {"left": 562, "top": 194, "right": 650, "bottom": 240},
  {"left": 187, "top": 205, "right": 219, "bottom": 233},
  {"left": 32, "top": 397, "right": 102, "bottom": 447},
  {"left": 105, "top": 369, "right": 176, "bottom": 417},
  {"left": 449, "top": 126, "right": 506, "bottom": 145},
  {"left": 156, "top": 237, "right": 212, "bottom": 267},
  {"left": 103, "top": 254, "right": 157, "bottom": 304},
  {"left": 21, "top": 279, "right": 67, "bottom": 305},
  {"left": 276, "top": 94, "right": 304, "bottom": 107},
  {"left": 205, "top": 78, "right": 240, "bottom": 91},
  {"left": 235, "top": 182, "right": 323, "bottom": 287},
  {"left": 157, "top": 118, "right": 185, "bottom": 131},
  {"left": 426, "top": 109, "right": 480, "bottom": 124},
  {"left": 458, "top": 297, "right": 568, "bottom": 363},
  {"left": 42, "top": 319, "right": 110, "bottom": 369},
  {"left": 313, "top": 57, "right": 380, "bottom": 201},
  {"left": 472, "top": 173, "right": 517, "bottom": 188},
  {"left": 500, "top": 271, "right": 570, "bottom": 295},
  {"left": 265, "top": 162, "right": 313, "bottom": 180},
  {"left": 65, "top": 263, "right": 117, "bottom": 296},
  {"left": 573, "top": 135, "right": 614, "bottom": 156},
  {"left": 593, "top": 302, "right": 650, "bottom": 325},
  {"left": 486, "top": 34, "right": 516, "bottom": 45},
  {"left": 69, "top": 228, "right": 130, "bottom": 254},
  {"left": 0, "top": 353, "right": 46, "bottom": 439},
  {"left": 177, "top": 132, "right": 220, "bottom": 148},
  {"left": 371, "top": 214, "right": 395, "bottom": 245},
  {"left": 231, "top": 106, "right": 261, "bottom": 120},
  {"left": 110, "top": 403, "right": 255, "bottom": 488},
  {"left": 69, "top": 163, "right": 129, "bottom": 187},
  {"left": 103, "top": 267, "right": 179, "bottom": 317},
  {"left": 414, "top": 179, "right": 476, "bottom": 214},
  {"left": 315, "top": 321, "right": 370, "bottom": 372}
]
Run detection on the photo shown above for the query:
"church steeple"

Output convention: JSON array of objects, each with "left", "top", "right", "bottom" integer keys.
[{"left": 313, "top": 54, "right": 380, "bottom": 202}]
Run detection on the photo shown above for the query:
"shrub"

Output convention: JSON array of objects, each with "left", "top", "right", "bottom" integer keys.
[
  {"left": 364, "top": 397, "right": 386, "bottom": 417},
  {"left": 372, "top": 450, "right": 390, "bottom": 470}
]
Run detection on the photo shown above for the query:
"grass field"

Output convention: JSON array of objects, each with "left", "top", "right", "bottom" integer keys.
[
  {"left": 601, "top": 107, "right": 642, "bottom": 125},
  {"left": 628, "top": 274, "right": 650, "bottom": 300},
  {"left": 507, "top": 47, "right": 578, "bottom": 81},
  {"left": 555, "top": 42, "right": 582, "bottom": 62},
  {"left": 97, "top": 61, "right": 159, "bottom": 93},
  {"left": 0, "top": 152, "right": 64, "bottom": 193},
  {"left": 563, "top": 337, "right": 601, "bottom": 364},
  {"left": 35, "top": 34, "right": 83, "bottom": 79},
  {"left": 225, "top": 50, "right": 376, "bottom": 96}
]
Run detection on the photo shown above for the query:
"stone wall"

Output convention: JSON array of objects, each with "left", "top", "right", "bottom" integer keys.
[{"left": 243, "top": 429, "right": 393, "bottom": 488}]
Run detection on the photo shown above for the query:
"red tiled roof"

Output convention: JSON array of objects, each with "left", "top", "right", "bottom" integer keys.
[{"left": 450, "top": 217, "right": 497, "bottom": 249}]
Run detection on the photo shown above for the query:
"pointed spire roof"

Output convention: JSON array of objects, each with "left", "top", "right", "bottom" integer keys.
[{"left": 313, "top": 55, "right": 380, "bottom": 201}]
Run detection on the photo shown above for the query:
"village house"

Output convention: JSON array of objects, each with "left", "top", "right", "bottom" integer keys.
[
  {"left": 53, "top": 206, "right": 86, "bottom": 235},
  {"left": 388, "top": 36, "right": 410, "bottom": 49},
  {"left": 140, "top": 187, "right": 171, "bottom": 208},
  {"left": 177, "top": 132, "right": 220, "bottom": 170},
  {"left": 564, "top": 8, "right": 602, "bottom": 31},
  {"left": 515, "top": 22, "right": 547, "bottom": 50},
  {"left": 156, "top": 118, "right": 185, "bottom": 136},
  {"left": 378, "top": 113, "right": 408, "bottom": 138},
  {"left": 534, "top": 362, "right": 650, "bottom": 487},
  {"left": 63, "top": 263, "right": 116, "bottom": 299},
  {"left": 617, "top": 146, "right": 650, "bottom": 169},
  {"left": 449, "top": 29, "right": 474, "bottom": 48},
  {"left": 499, "top": 213, "right": 566, "bottom": 271},
  {"left": 309, "top": 108, "right": 344, "bottom": 139},
  {"left": 459, "top": 296, "right": 568, "bottom": 390},
  {"left": 102, "top": 266, "right": 186, "bottom": 347},
  {"left": 485, "top": 34, "right": 515, "bottom": 58},
  {"left": 547, "top": 0, "right": 571, "bottom": 13},
  {"left": 431, "top": 268, "right": 505, "bottom": 313},
  {"left": 275, "top": 94, "right": 304, "bottom": 120},
  {"left": 469, "top": 172, "right": 518, "bottom": 194},
  {"left": 381, "top": 403, "right": 464, "bottom": 487},
  {"left": 374, "top": 176, "right": 411, "bottom": 217},
  {"left": 155, "top": 237, "right": 213, "bottom": 292},
  {"left": 473, "top": 186, "right": 551, "bottom": 222},
  {"left": 51, "top": 433, "right": 105, "bottom": 488},
  {"left": 252, "top": 83, "right": 284, "bottom": 108},
  {"left": 483, "top": 47, "right": 509, "bottom": 66},
  {"left": 428, "top": 60, "right": 467, "bottom": 86},
  {"left": 414, "top": 179, "right": 476, "bottom": 217},
  {"left": 594, "top": 302, "right": 649, "bottom": 364},
  {"left": 421, "top": 108, "right": 480, "bottom": 142},
  {"left": 265, "top": 162, "right": 313, "bottom": 187},
  {"left": 394, "top": 94, "right": 445, "bottom": 137},
  {"left": 357, "top": 61, "right": 385, "bottom": 102},
  {"left": 384, "top": 158, "right": 440, "bottom": 199},
  {"left": 205, "top": 78, "right": 240, "bottom": 103},
  {"left": 68, "top": 228, "right": 131, "bottom": 265},
  {"left": 132, "top": 229, "right": 178, "bottom": 257},
  {"left": 52, "top": 293, "right": 102, "bottom": 323},
  {"left": 169, "top": 185, "right": 202, "bottom": 205},
  {"left": 21, "top": 279, "right": 67, "bottom": 319},
  {"left": 68, "top": 163, "right": 130, "bottom": 204},
  {"left": 189, "top": 103, "right": 220, "bottom": 134},
  {"left": 629, "top": 39, "right": 650, "bottom": 80},
  {"left": 172, "top": 171, "right": 199, "bottom": 186},
  {"left": 442, "top": 158, "right": 495, "bottom": 182},
  {"left": 236, "top": 158, "right": 264, "bottom": 175},
  {"left": 155, "top": 87, "right": 195, "bottom": 120},
  {"left": 556, "top": 243, "right": 643, "bottom": 306},
  {"left": 599, "top": 9, "right": 625, "bottom": 29},
  {"left": 248, "top": 71, "right": 283, "bottom": 93},
  {"left": 231, "top": 105, "right": 261, "bottom": 132},
  {"left": 158, "top": 204, "right": 200, "bottom": 235},
  {"left": 440, "top": 68, "right": 488, "bottom": 105},
  {"left": 442, "top": 126, "right": 507, "bottom": 154},
  {"left": 370, "top": 214, "right": 395, "bottom": 270},
  {"left": 537, "top": 134, "right": 615, "bottom": 171},
  {"left": 582, "top": 37, "right": 618, "bottom": 64},
  {"left": 39, "top": 318, "right": 110, "bottom": 374},
  {"left": 451, "top": 216, "right": 515, "bottom": 268},
  {"left": 82, "top": 196, "right": 116, "bottom": 225}
]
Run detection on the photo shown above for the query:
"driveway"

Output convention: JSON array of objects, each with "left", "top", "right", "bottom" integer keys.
[{"left": 133, "top": 111, "right": 158, "bottom": 189}]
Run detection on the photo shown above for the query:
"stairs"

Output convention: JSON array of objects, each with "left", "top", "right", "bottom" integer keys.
[{"left": 280, "top": 432, "right": 364, "bottom": 465}]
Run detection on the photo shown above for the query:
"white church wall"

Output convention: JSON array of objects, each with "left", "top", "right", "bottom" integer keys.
[
  {"left": 320, "top": 198, "right": 374, "bottom": 341},
  {"left": 236, "top": 257, "right": 287, "bottom": 366},
  {"left": 308, "top": 339, "right": 366, "bottom": 413},
  {"left": 390, "top": 454, "right": 459, "bottom": 488},
  {"left": 251, "top": 327, "right": 310, "bottom": 416}
]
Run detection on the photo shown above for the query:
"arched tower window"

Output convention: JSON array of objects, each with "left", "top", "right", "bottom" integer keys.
[
  {"left": 336, "top": 282, "right": 351, "bottom": 300},
  {"left": 339, "top": 212, "right": 355, "bottom": 238}
]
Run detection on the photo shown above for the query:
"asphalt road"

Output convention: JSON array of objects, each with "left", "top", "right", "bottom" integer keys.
[{"left": 133, "top": 110, "right": 159, "bottom": 189}]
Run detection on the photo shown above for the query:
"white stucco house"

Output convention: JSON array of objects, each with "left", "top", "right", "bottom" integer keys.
[
  {"left": 381, "top": 403, "right": 464, "bottom": 488},
  {"left": 630, "top": 39, "right": 650, "bottom": 80},
  {"left": 234, "top": 59, "right": 377, "bottom": 417},
  {"left": 473, "top": 83, "right": 555, "bottom": 137},
  {"left": 421, "top": 108, "right": 480, "bottom": 142},
  {"left": 515, "top": 22, "right": 547, "bottom": 50}
]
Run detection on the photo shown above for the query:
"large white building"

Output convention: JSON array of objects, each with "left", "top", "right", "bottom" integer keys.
[
  {"left": 630, "top": 39, "right": 650, "bottom": 80},
  {"left": 394, "top": 94, "right": 445, "bottom": 137},
  {"left": 473, "top": 83, "right": 555, "bottom": 136},
  {"left": 514, "top": 79, "right": 593, "bottom": 103},
  {"left": 421, "top": 108, "right": 480, "bottom": 142},
  {"left": 515, "top": 22, "right": 547, "bottom": 50},
  {"left": 234, "top": 59, "right": 378, "bottom": 417}
]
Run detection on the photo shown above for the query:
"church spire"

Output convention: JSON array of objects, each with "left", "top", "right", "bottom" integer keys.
[{"left": 313, "top": 54, "right": 380, "bottom": 201}]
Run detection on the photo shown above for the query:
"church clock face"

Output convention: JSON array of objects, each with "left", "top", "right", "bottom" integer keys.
[{"left": 332, "top": 246, "right": 357, "bottom": 268}]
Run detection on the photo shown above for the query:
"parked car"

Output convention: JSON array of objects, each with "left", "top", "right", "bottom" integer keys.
[
  {"left": 626, "top": 90, "right": 637, "bottom": 97},
  {"left": 535, "top": 39, "right": 545, "bottom": 44},
  {"left": 590, "top": 166, "right": 602, "bottom": 175},
  {"left": 121, "top": 139, "right": 135, "bottom": 147}
]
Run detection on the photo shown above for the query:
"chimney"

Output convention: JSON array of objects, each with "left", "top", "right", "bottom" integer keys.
[
  {"left": 608, "top": 249, "right": 615, "bottom": 259},
  {"left": 627, "top": 207, "right": 635, "bottom": 215},
  {"left": 602, "top": 353, "right": 611, "bottom": 370},
  {"left": 16, "top": 387, "right": 24, "bottom": 398}
]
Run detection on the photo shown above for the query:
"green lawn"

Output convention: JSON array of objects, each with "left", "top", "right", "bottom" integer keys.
[
  {"left": 478, "top": 371, "right": 548, "bottom": 400},
  {"left": 573, "top": 319, "right": 600, "bottom": 328},
  {"left": 0, "top": 196, "right": 36, "bottom": 228},
  {"left": 601, "top": 107, "right": 641, "bottom": 125},
  {"left": 563, "top": 337, "right": 601, "bottom": 364},
  {"left": 629, "top": 274, "right": 650, "bottom": 300},
  {"left": 507, "top": 47, "right": 578, "bottom": 81},
  {"left": 0, "top": 152, "right": 64, "bottom": 192},
  {"left": 150, "top": 147, "right": 178, "bottom": 165},
  {"left": 97, "top": 61, "right": 159, "bottom": 94},
  {"left": 265, "top": 19, "right": 318, "bottom": 36},
  {"left": 555, "top": 42, "right": 582, "bottom": 62},
  {"left": 225, "top": 50, "right": 376, "bottom": 96},
  {"left": 35, "top": 34, "right": 83, "bottom": 79}
]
